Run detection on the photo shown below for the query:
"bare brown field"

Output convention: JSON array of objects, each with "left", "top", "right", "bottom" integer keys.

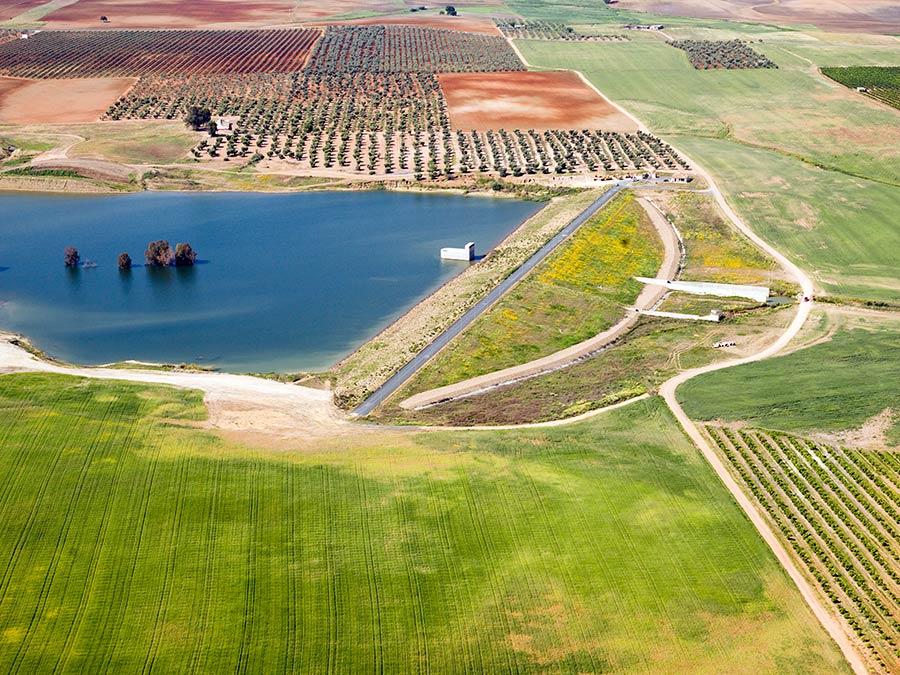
[
  {"left": 617, "top": 0, "right": 900, "bottom": 33},
  {"left": 294, "top": 0, "right": 506, "bottom": 21},
  {"left": 0, "top": 77, "right": 135, "bottom": 123},
  {"left": 0, "top": 0, "right": 45, "bottom": 20},
  {"left": 311, "top": 13, "right": 502, "bottom": 35},
  {"left": 41, "top": 0, "right": 298, "bottom": 29},
  {"left": 439, "top": 71, "right": 639, "bottom": 132}
]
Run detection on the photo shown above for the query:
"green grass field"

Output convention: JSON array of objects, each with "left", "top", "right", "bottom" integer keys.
[
  {"left": 405, "top": 193, "right": 662, "bottom": 392},
  {"left": 518, "top": 34, "right": 900, "bottom": 302},
  {"left": 679, "top": 328, "right": 900, "bottom": 443},
  {"left": 0, "top": 373, "right": 850, "bottom": 674},
  {"left": 672, "top": 136, "right": 900, "bottom": 302}
]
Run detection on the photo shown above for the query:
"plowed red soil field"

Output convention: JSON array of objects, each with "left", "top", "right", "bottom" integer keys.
[
  {"left": 41, "top": 0, "right": 298, "bottom": 29},
  {"left": 312, "top": 14, "right": 501, "bottom": 35},
  {"left": 0, "top": 76, "right": 135, "bottom": 123},
  {"left": 438, "top": 71, "right": 639, "bottom": 132}
]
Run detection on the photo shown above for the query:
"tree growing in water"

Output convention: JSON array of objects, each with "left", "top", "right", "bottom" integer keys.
[
  {"left": 175, "top": 242, "right": 197, "bottom": 266},
  {"left": 118, "top": 252, "right": 132, "bottom": 269},
  {"left": 184, "top": 106, "right": 212, "bottom": 131},
  {"left": 64, "top": 246, "right": 80, "bottom": 267},
  {"left": 145, "top": 240, "right": 174, "bottom": 267},
  {"left": 144, "top": 240, "right": 198, "bottom": 266}
]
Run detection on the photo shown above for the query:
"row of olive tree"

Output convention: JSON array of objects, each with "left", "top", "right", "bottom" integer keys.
[{"left": 64, "top": 242, "right": 197, "bottom": 268}]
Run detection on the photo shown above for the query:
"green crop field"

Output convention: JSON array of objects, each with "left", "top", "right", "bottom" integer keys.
[
  {"left": 680, "top": 328, "right": 900, "bottom": 444},
  {"left": 821, "top": 66, "right": 900, "bottom": 111},
  {"left": 0, "top": 373, "right": 849, "bottom": 674},
  {"left": 405, "top": 193, "right": 662, "bottom": 392},
  {"left": 671, "top": 135, "right": 900, "bottom": 303},
  {"left": 517, "top": 35, "right": 900, "bottom": 302}
]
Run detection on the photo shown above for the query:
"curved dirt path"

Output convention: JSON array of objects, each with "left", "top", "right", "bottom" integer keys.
[
  {"left": 399, "top": 196, "right": 681, "bottom": 410},
  {"left": 0, "top": 335, "right": 356, "bottom": 441},
  {"left": 508, "top": 42, "right": 865, "bottom": 673}
]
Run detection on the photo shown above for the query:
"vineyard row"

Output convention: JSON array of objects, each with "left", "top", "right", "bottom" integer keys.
[
  {"left": 706, "top": 425, "right": 900, "bottom": 674},
  {"left": 303, "top": 24, "right": 523, "bottom": 74},
  {"left": 493, "top": 20, "right": 628, "bottom": 42},
  {"left": 0, "top": 24, "right": 525, "bottom": 79},
  {"left": 821, "top": 66, "right": 900, "bottom": 112},
  {"left": 0, "top": 28, "right": 322, "bottom": 78}
]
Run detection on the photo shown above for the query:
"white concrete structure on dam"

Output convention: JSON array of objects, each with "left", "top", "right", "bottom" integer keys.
[
  {"left": 441, "top": 242, "right": 475, "bottom": 261},
  {"left": 639, "top": 309, "right": 723, "bottom": 322},
  {"left": 634, "top": 277, "right": 770, "bottom": 303}
]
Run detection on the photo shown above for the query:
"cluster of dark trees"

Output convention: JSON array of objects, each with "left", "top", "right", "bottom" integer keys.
[
  {"left": 184, "top": 106, "right": 212, "bottom": 131},
  {"left": 64, "top": 242, "right": 197, "bottom": 268},
  {"left": 145, "top": 240, "right": 197, "bottom": 267}
]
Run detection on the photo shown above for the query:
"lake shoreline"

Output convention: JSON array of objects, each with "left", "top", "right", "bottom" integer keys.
[{"left": 0, "top": 190, "right": 542, "bottom": 375}]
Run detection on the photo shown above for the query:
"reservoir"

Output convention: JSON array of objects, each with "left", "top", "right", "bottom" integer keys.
[{"left": 0, "top": 191, "right": 542, "bottom": 372}]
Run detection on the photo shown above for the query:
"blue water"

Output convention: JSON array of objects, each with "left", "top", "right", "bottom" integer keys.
[{"left": 0, "top": 191, "right": 542, "bottom": 372}]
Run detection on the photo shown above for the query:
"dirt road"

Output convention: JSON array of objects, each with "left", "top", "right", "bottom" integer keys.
[{"left": 0, "top": 334, "right": 355, "bottom": 441}]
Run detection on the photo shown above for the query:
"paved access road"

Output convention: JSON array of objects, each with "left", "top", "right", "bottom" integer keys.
[{"left": 351, "top": 182, "right": 625, "bottom": 416}]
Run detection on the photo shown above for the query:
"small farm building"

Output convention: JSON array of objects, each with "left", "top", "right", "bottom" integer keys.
[{"left": 441, "top": 242, "right": 475, "bottom": 261}]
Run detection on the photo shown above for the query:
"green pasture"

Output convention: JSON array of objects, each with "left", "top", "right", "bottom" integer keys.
[
  {"left": 518, "top": 35, "right": 900, "bottom": 302},
  {"left": 518, "top": 38, "right": 900, "bottom": 184},
  {"left": 0, "top": 373, "right": 849, "bottom": 674},
  {"left": 673, "top": 136, "right": 900, "bottom": 302},
  {"left": 679, "top": 327, "right": 900, "bottom": 443}
]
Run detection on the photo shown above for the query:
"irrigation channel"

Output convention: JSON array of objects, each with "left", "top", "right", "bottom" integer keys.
[{"left": 351, "top": 181, "right": 625, "bottom": 416}]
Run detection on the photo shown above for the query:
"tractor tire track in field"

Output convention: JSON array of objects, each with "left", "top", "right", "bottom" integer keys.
[
  {"left": 235, "top": 458, "right": 260, "bottom": 675},
  {"left": 356, "top": 471, "right": 385, "bottom": 675},
  {"left": 140, "top": 455, "right": 191, "bottom": 675},
  {"left": 187, "top": 459, "right": 224, "bottom": 674},
  {"left": 55, "top": 400, "right": 140, "bottom": 674},
  {"left": 9, "top": 397, "right": 118, "bottom": 675}
]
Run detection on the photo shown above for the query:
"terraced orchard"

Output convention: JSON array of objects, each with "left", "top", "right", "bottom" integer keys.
[
  {"left": 822, "top": 66, "right": 900, "bottom": 111},
  {"left": 0, "top": 374, "right": 851, "bottom": 674},
  {"left": 706, "top": 425, "right": 900, "bottom": 674},
  {"left": 669, "top": 40, "right": 777, "bottom": 70}
]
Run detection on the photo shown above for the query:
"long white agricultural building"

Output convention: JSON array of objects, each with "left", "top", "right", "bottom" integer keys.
[{"left": 635, "top": 277, "right": 770, "bottom": 303}]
